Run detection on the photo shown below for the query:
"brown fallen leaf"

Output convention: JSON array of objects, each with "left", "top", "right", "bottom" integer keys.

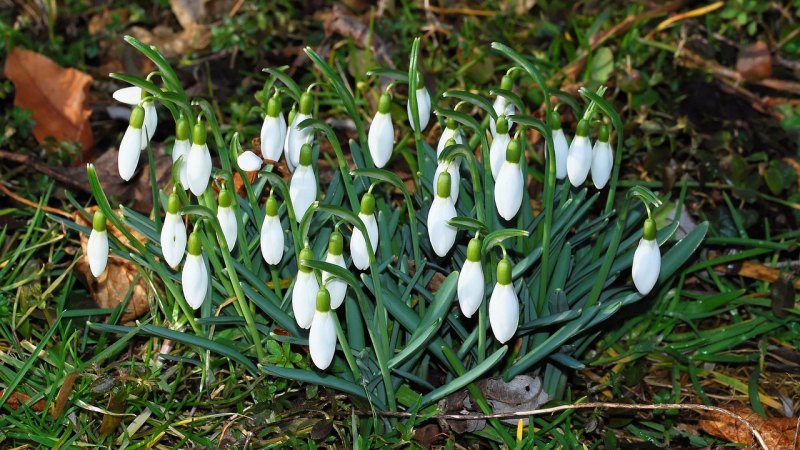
[
  {"left": 737, "top": 41, "right": 773, "bottom": 82},
  {"left": 0, "top": 390, "right": 47, "bottom": 412},
  {"left": 5, "top": 48, "right": 94, "bottom": 156},
  {"left": 52, "top": 372, "right": 78, "bottom": 418},
  {"left": 129, "top": 25, "right": 210, "bottom": 59},
  {"left": 717, "top": 260, "right": 800, "bottom": 289},
  {"left": 699, "top": 406, "right": 800, "bottom": 449},
  {"left": 169, "top": 0, "right": 206, "bottom": 29}
]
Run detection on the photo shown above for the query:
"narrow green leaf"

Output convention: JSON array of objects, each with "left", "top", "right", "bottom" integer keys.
[
  {"left": 443, "top": 90, "right": 498, "bottom": 120},
  {"left": 419, "top": 346, "right": 507, "bottom": 407}
]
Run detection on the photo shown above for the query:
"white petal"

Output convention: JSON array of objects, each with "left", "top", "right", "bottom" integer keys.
[
  {"left": 217, "top": 206, "right": 238, "bottom": 250},
  {"left": 323, "top": 253, "right": 348, "bottom": 309},
  {"left": 407, "top": 87, "right": 431, "bottom": 131},
  {"left": 142, "top": 102, "right": 157, "bottom": 142},
  {"left": 112, "top": 86, "right": 142, "bottom": 105},
  {"left": 172, "top": 139, "right": 191, "bottom": 189},
  {"left": 368, "top": 112, "right": 394, "bottom": 168},
  {"left": 489, "top": 133, "right": 510, "bottom": 180},
  {"left": 118, "top": 125, "right": 142, "bottom": 181},
  {"left": 187, "top": 143, "right": 212, "bottom": 196},
  {"left": 182, "top": 254, "right": 208, "bottom": 309},
  {"left": 489, "top": 283, "right": 519, "bottom": 343},
  {"left": 160, "top": 213, "right": 186, "bottom": 268},
  {"left": 286, "top": 113, "right": 313, "bottom": 171},
  {"left": 87, "top": 229, "right": 108, "bottom": 277},
  {"left": 495, "top": 162, "right": 524, "bottom": 221},
  {"left": 566, "top": 135, "right": 592, "bottom": 187},
  {"left": 590, "top": 140, "right": 613, "bottom": 189},
  {"left": 350, "top": 227, "right": 370, "bottom": 270},
  {"left": 632, "top": 238, "right": 661, "bottom": 295},
  {"left": 458, "top": 260, "right": 485, "bottom": 318},
  {"left": 362, "top": 213, "right": 379, "bottom": 253},
  {"left": 427, "top": 197, "right": 457, "bottom": 257},
  {"left": 489, "top": 98, "right": 516, "bottom": 137},
  {"left": 237, "top": 150, "right": 263, "bottom": 172},
  {"left": 261, "top": 115, "right": 286, "bottom": 161},
  {"left": 289, "top": 165, "right": 317, "bottom": 221},
  {"left": 309, "top": 310, "right": 337, "bottom": 369},
  {"left": 292, "top": 271, "right": 319, "bottom": 329},
  {"left": 433, "top": 161, "right": 460, "bottom": 203},
  {"left": 260, "top": 215, "right": 284, "bottom": 265},
  {"left": 552, "top": 129, "right": 569, "bottom": 180},
  {"left": 436, "top": 127, "right": 464, "bottom": 157}
]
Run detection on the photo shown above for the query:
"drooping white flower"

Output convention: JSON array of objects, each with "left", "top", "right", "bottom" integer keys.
[
  {"left": 428, "top": 172, "right": 458, "bottom": 257},
  {"left": 261, "top": 95, "right": 287, "bottom": 161},
  {"left": 118, "top": 105, "right": 144, "bottom": 181},
  {"left": 87, "top": 210, "right": 109, "bottom": 278},
  {"left": 436, "top": 118, "right": 465, "bottom": 157},
  {"left": 322, "top": 231, "right": 348, "bottom": 309},
  {"left": 368, "top": 93, "right": 395, "bottom": 168},
  {"left": 566, "top": 119, "right": 592, "bottom": 187},
  {"left": 261, "top": 195, "right": 284, "bottom": 265},
  {"left": 140, "top": 100, "right": 158, "bottom": 149},
  {"left": 217, "top": 188, "right": 237, "bottom": 250},
  {"left": 289, "top": 143, "right": 317, "bottom": 222},
  {"left": 495, "top": 139, "right": 524, "bottom": 221},
  {"left": 407, "top": 74, "right": 431, "bottom": 131},
  {"left": 237, "top": 150, "right": 263, "bottom": 172},
  {"left": 112, "top": 86, "right": 142, "bottom": 105},
  {"left": 160, "top": 193, "right": 186, "bottom": 269},
  {"left": 489, "top": 75, "right": 516, "bottom": 137},
  {"left": 292, "top": 247, "right": 319, "bottom": 329},
  {"left": 350, "top": 193, "right": 378, "bottom": 271},
  {"left": 632, "top": 218, "right": 661, "bottom": 295},
  {"left": 285, "top": 92, "right": 314, "bottom": 171},
  {"left": 187, "top": 122, "right": 212, "bottom": 196},
  {"left": 489, "top": 258, "right": 519, "bottom": 344},
  {"left": 172, "top": 116, "right": 191, "bottom": 189},
  {"left": 433, "top": 156, "right": 460, "bottom": 204},
  {"left": 548, "top": 112, "right": 570, "bottom": 180},
  {"left": 182, "top": 231, "right": 208, "bottom": 310},
  {"left": 309, "top": 287, "right": 337, "bottom": 370},
  {"left": 591, "top": 124, "right": 613, "bottom": 189},
  {"left": 458, "top": 238, "right": 484, "bottom": 318},
  {"left": 489, "top": 115, "right": 511, "bottom": 180}
]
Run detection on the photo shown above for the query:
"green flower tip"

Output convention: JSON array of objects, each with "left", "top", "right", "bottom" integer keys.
[
  {"left": 643, "top": 218, "right": 657, "bottom": 241},
  {"left": 316, "top": 287, "right": 331, "bottom": 312},
  {"left": 219, "top": 189, "right": 233, "bottom": 208},
  {"left": 445, "top": 137, "right": 457, "bottom": 148},
  {"left": 176, "top": 116, "right": 190, "bottom": 140},
  {"left": 500, "top": 74, "right": 513, "bottom": 90},
  {"left": 299, "top": 92, "right": 313, "bottom": 115},
  {"left": 328, "top": 231, "right": 343, "bottom": 256},
  {"left": 467, "top": 238, "right": 482, "bottom": 262},
  {"left": 378, "top": 93, "right": 392, "bottom": 115},
  {"left": 267, "top": 95, "right": 281, "bottom": 117},
  {"left": 92, "top": 210, "right": 107, "bottom": 232},
  {"left": 497, "top": 258, "right": 512, "bottom": 285},
  {"left": 445, "top": 118, "right": 457, "bottom": 130},
  {"left": 299, "top": 143, "right": 313, "bottom": 166},
  {"left": 506, "top": 139, "right": 521, "bottom": 164},
  {"left": 576, "top": 119, "right": 589, "bottom": 138},
  {"left": 299, "top": 246, "right": 314, "bottom": 272},
  {"left": 360, "top": 192, "right": 375, "bottom": 215},
  {"left": 598, "top": 124, "right": 610, "bottom": 143},
  {"left": 167, "top": 193, "right": 180, "bottom": 214},
  {"left": 436, "top": 172, "right": 451, "bottom": 198},
  {"left": 192, "top": 122, "right": 207, "bottom": 145},
  {"left": 129, "top": 106, "right": 145, "bottom": 129},
  {"left": 287, "top": 108, "right": 297, "bottom": 125},
  {"left": 496, "top": 115, "right": 509, "bottom": 135},
  {"left": 266, "top": 195, "right": 279, "bottom": 216},
  {"left": 188, "top": 231, "right": 202, "bottom": 255},
  {"left": 548, "top": 111, "right": 562, "bottom": 130}
]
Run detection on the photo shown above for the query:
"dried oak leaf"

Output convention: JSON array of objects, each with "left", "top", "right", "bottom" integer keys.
[
  {"left": 699, "top": 406, "right": 800, "bottom": 449},
  {"left": 0, "top": 390, "right": 47, "bottom": 412},
  {"left": 5, "top": 48, "right": 94, "bottom": 155}
]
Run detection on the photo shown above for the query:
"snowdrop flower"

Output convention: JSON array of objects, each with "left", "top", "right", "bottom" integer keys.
[
  {"left": 261, "top": 94, "right": 286, "bottom": 161},
  {"left": 322, "top": 231, "right": 348, "bottom": 309},
  {"left": 433, "top": 157, "right": 460, "bottom": 204},
  {"left": 140, "top": 99, "right": 158, "bottom": 149},
  {"left": 285, "top": 92, "right": 314, "bottom": 171},
  {"left": 187, "top": 122, "right": 212, "bottom": 196},
  {"left": 495, "top": 139, "right": 524, "bottom": 221},
  {"left": 407, "top": 73, "right": 431, "bottom": 131},
  {"left": 489, "top": 257, "right": 519, "bottom": 344},
  {"left": 182, "top": 231, "right": 208, "bottom": 310},
  {"left": 458, "top": 237, "right": 484, "bottom": 318},
  {"left": 428, "top": 172, "right": 458, "bottom": 257},
  {"left": 632, "top": 218, "right": 661, "bottom": 295},
  {"left": 549, "top": 111, "right": 569, "bottom": 180},
  {"left": 260, "top": 195, "right": 284, "bottom": 265},
  {"left": 87, "top": 210, "right": 109, "bottom": 278},
  {"left": 566, "top": 119, "right": 592, "bottom": 187},
  {"left": 237, "top": 150, "right": 263, "bottom": 172},
  {"left": 350, "top": 192, "right": 378, "bottom": 271},
  {"left": 112, "top": 86, "right": 141, "bottom": 105},
  {"left": 171, "top": 116, "right": 191, "bottom": 189},
  {"left": 489, "top": 115, "right": 511, "bottom": 180},
  {"left": 309, "top": 287, "right": 337, "bottom": 370},
  {"left": 591, "top": 124, "right": 613, "bottom": 189},
  {"left": 118, "top": 105, "right": 144, "bottom": 181},
  {"left": 490, "top": 75, "right": 516, "bottom": 137},
  {"left": 436, "top": 118, "right": 464, "bottom": 157},
  {"left": 292, "top": 247, "right": 319, "bottom": 329},
  {"left": 289, "top": 143, "right": 317, "bottom": 222},
  {"left": 160, "top": 193, "right": 186, "bottom": 269},
  {"left": 217, "top": 188, "right": 237, "bottom": 250},
  {"left": 368, "top": 93, "right": 395, "bottom": 168}
]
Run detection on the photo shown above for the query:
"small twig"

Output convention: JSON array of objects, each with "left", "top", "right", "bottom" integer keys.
[
  {"left": 351, "top": 402, "right": 770, "bottom": 450},
  {"left": 0, "top": 182, "right": 71, "bottom": 218},
  {"left": 0, "top": 149, "right": 88, "bottom": 193}
]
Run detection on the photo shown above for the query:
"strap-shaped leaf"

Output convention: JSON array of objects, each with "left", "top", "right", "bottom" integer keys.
[
  {"left": 419, "top": 346, "right": 507, "bottom": 407},
  {"left": 262, "top": 68, "right": 302, "bottom": 102},
  {"left": 260, "top": 363, "right": 382, "bottom": 409},
  {"left": 481, "top": 228, "right": 529, "bottom": 257},
  {"left": 443, "top": 90, "right": 497, "bottom": 120},
  {"left": 448, "top": 216, "right": 489, "bottom": 234},
  {"left": 388, "top": 320, "right": 441, "bottom": 369},
  {"left": 366, "top": 68, "right": 409, "bottom": 82},
  {"left": 490, "top": 88, "right": 525, "bottom": 113}
]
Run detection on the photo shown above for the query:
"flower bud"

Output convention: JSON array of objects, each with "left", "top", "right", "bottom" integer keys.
[{"left": 88, "top": 211, "right": 109, "bottom": 277}]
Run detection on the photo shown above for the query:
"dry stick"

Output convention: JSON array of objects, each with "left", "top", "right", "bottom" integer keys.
[
  {"left": 352, "top": 402, "right": 771, "bottom": 450},
  {"left": 0, "top": 182, "right": 72, "bottom": 218},
  {"left": 0, "top": 150, "right": 88, "bottom": 194}
]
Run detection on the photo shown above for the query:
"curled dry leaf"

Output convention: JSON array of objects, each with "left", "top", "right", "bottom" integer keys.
[{"left": 699, "top": 406, "right": 800, "bottom": 449}]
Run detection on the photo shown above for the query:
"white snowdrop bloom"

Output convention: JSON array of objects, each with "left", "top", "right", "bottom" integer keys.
[
  {"left": 566, "top": 119, "right": 592, "bottom": 187},
  {"left": 285, "top": 92, "right": 314, "bottom": 171},
  {"left": 237, "top": 150, "right": 263, "bottom": 172},
  {"left": 489, "top": 115, "right": 511, "bottom": 180},
  {"left": 632, "top": 218, "right": 661, "bottom": 295},
  {"left": 488, "top": 258, "right": 519, "bottom": 344},
  {"left": 548, "top": 112, "right": 570, "bottom": 180},
  {"left": 436, "top": 118, "right": 465, "bottom": 157},
  {"left": 182, "top": 232, "right": 208, "bottom": 310},
  {"left": 433, "top": 153, "right": 460, "bottom": 204},
  {"left": 261, "top": 95, "right": 287, "bottom": 161},
  {"left": 140, "top": 100, "right": 158, "bottom": 149},
  {"left": 292, "top": 247, "right": 319, "bottom": 329},
  {"left": 289, "top": 143, "right": 317, "bottom": 222},
  {"left": 322, "top": 231, "right": 348, "bottom": 309},
  {"left": 187, "top": 122, "right": 212, "bottom": 196},
  {"left": 350, "top": 193, "right": 378, "bottom": 271},
  {"left": 407, "top": 74, "right": 431, "bottom": 131},
  {"left": 495, "top": 139, "right": 524, "bottom": 221},
  {"left": 118, "top": 105, "right": 144, "bottom": 181},
  {"left": 217, "top": 188, "right": 237, "bottom": 250},
  {"left": 112, "top": 86, "right": 142, "bottom": 105},
  {"left": 368, "top": 93, "right": 395, "bottom": 168},
  {"left": 260, "top": 195, "right": 284, "bottom": 265},
  {"left": 309, "top": 287, "right": 337, "bottom": 370},
  {"left": 160, "top": 193, "right": 186, "bottom": 269},
  {"left": 427, "top": 172, "right": 458, "bottom": 257},
  {"left": 489, "top": 75, "right": 516, "bottom": 137},
  {"left": 172, "top": 116, "right": 191, "bottom": 189},
  {"left": 458, "top": 238, "right": 485, "bottom": 318},
  {"left": 87, "top": 211, "right": 109, "bottom": 278},
  {"left": 591, "top": 124, "right": 613, "bottom": 189}
]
